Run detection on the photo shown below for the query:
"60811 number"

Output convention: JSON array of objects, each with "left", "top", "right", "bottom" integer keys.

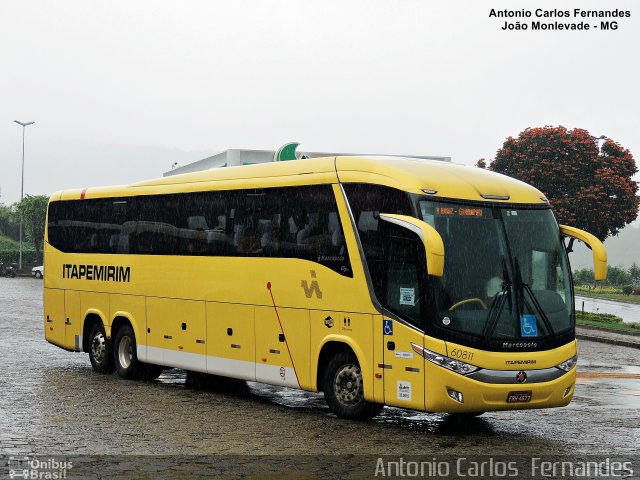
[{"left": 449, "top": 348, "right": 474, "bottom": 362}]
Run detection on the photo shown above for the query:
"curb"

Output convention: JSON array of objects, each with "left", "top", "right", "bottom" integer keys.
[{"left": 576, "top": 333, "right": 640, "bottom": 350}]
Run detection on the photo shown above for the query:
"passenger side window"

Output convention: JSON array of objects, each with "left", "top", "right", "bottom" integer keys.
[
  {"left": 343, "top": 184, "right": 413, "bottom": 299},
  {"left": 232, "top": 185, "right": 352, "bottom": 276},
  {"left": 47, "top": 198, "right": 135, "bottom": 254},
  {"left": 177, "top": 191, "right": 232, "bottom": 256},
  {"left": 47, "top": 185, "right": 353, "bottom": 276}
]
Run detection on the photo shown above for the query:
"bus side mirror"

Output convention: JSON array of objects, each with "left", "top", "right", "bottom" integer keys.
[
  {"left": 560, "top": 225, "right": 607, "bottom": 281},
  {"left": 379, "top": 214, "right": 445, "bottom": 277}
]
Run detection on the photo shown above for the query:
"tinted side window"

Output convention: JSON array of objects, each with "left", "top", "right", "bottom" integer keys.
[
  {"left": 48, "top": 199, "right": 134, "bottom": 254},
  {"left": 131, "top": 195, "right": 181, "bottom": 255},
  {"left": 176, "top": 191, "right": 233, "bottom": 256},
  {"left": 231, "top": 185, "right": 352, "bottom": 277},
  {"left": 343, "top": 184, "right": 413, "bottom": 298},
  {"left": 47, "top": 185, "right": 352, "bottom": 276}
]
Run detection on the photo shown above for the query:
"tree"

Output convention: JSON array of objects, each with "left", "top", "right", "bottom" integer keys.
[
  {"left": 629, "top": 262, "right": 640, "bottom": 287},
  {"left": 487, "top": 126, "right": 639, "bottom": 241},
  {"left": 15, "top": 195, "right": 49, "bottom": 264},
  {"left": 605, "top": 266, "right": 632, "bottom": 287},
  {"left": 0, "top": 204, "right": 19, "bottom": 240},
  {"left": 572, "top": 268, "right": 594, "bottom": 285}
]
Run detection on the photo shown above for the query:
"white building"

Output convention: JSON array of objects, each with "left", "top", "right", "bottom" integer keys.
[{"left": 164, "top": 147, "right": 450, "bottom": 177}]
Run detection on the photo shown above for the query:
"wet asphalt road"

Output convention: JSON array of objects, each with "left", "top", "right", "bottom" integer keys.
[{"left": 1, "top": 278, "right": 639, "bottom": 477}]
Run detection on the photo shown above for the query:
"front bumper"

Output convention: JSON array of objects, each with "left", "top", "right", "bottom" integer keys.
[{"left": 425, "top": 362, "right": 576, "bottom": 412}]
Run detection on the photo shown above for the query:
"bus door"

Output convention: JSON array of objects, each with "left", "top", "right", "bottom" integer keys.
[
  {"left": 378, "top": 219, "right": 427, "bottom": 410},
  {"left": 382, "top": 318, "right": 425, "bottom": 410}
]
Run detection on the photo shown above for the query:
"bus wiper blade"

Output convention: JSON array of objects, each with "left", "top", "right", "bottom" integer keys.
[
  {"left": 521, "top": 282, "right": 557, "bottom": 340},
  {"left": 482, "top": 257, "right": 512, "bottom": 339},
  {"left": 514, "top": 258, "right": 556, "bottom": 340}
]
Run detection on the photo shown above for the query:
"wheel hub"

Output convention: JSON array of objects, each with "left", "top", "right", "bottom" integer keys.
[
  {"left": 118, "top": 336, "right": 133, "bottom": 369},
  {"left": 334, "top": 364, "right": 363, "bottom": 406},
  {"left": 91, "top": 333, "right": 106, "bottom": 363}
]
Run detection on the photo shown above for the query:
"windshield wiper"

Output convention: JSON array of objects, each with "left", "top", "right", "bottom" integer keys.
[
  {"left": 482, "top": 257, "right": 513, "bottom": 339},
  {"left": 514, "top": 258, "right": 557, "bottom": 340}
]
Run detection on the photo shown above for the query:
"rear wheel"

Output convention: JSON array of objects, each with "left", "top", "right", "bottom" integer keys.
[
  {"left": 323, "top": 351, "right": 383, "bottom": 421},
  {"left": 114, "top": 325, "right": 141, "bottom": 379},
  {"left": 88, "top": 323, "right": 114, "bottom": 373},
  {"left": 114, "top": 325, "right": 163, "bottom": 380}
]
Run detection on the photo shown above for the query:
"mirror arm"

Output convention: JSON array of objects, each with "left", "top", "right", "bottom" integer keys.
[
  {"left": 565, "top": 237, "right": 574, "bottom": 254},
  {"left": 560, "top": 225, "right": 607, "bottom": 281}
]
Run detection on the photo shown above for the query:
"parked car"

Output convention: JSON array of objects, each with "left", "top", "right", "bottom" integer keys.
[{"left": 32, "top": 265, "right": 44, "bottom": 279}]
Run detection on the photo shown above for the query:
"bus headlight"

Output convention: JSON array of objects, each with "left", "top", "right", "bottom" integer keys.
[
  {"left": 555, "top": 355, "right": 577, "bottom": 372},
  {"left": 411, "top": 343, "right": 480, "bottom": 375}
]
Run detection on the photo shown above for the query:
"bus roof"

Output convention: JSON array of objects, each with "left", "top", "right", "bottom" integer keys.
[{"left": 52, "top": 156, "right": 547, "bottom": 205}]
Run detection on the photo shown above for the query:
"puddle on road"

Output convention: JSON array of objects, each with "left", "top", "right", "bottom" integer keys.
[
  {"left": 574, "top": 371, "right": 640, "bottom": 408},
  {"left": 249, "top": 383, "right": 325, "bottom": 409},
  {"left": 620, "top": 390, "right": 640, "bottom": 397},
  {"left": 577, "top": 372, "right": 640, "bottom": 380},
  {"left": 158, "top": 369, "right": 187, "bottom": 385},
  {"left": 578, "top": 364, "right": 640, "bottom": 374}
]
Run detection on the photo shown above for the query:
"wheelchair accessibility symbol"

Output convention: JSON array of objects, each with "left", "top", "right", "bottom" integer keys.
[
  {"left": 383, "top": 320, "right": 393, "bottom": 336},
  {"left": 520, "top": 315, "right": 538, "bottom": 337}
]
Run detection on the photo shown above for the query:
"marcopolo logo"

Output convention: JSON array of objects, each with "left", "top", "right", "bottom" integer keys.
[{"left": 62, "top": 264, "right": 131, "bottom": 282}]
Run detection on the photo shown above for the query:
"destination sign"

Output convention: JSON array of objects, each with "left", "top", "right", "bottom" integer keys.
[{"left": 436, "top": 206, "right": 486, "bottom": 217}]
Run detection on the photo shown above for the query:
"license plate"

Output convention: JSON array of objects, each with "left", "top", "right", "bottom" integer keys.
[{"left": 507, "top": 390, "right": 532, "bottom": 403}]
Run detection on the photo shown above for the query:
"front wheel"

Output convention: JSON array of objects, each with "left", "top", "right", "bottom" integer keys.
[
  {"left": 323, "top": 351, "right": 383, "bottom": 421},
  {"left": 88, "top": 323, "right": 114, "bottom": 373},
  {"left": 34, "top": 271, "right": 42, "bottom": 279}
]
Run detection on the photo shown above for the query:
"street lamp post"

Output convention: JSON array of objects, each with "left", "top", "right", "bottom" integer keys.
[{"left": 13, "top": 120, "right": 35, "bottom": 271}]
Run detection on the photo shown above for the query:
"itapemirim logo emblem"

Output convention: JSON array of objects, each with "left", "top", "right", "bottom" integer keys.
[{"left": 301, "top": 270, "right": 323, "bottom": 299}]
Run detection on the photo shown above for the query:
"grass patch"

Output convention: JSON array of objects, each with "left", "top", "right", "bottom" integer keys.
[{"left": 576, "top": 311, "right": 640, "bottom": 333}]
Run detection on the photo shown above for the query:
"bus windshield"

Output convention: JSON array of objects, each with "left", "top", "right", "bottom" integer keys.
[{"left": 418, "top": 200, "right": 573, "bottom": 349}]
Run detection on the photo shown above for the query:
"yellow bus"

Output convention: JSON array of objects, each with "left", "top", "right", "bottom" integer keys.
[{"left": 43, "top": 156, "right": 606, "bottom": 419}]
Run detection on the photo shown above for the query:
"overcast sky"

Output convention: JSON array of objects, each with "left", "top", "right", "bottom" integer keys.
[{"left": 1, "top": 0, "right": 638, "bottom": 214}]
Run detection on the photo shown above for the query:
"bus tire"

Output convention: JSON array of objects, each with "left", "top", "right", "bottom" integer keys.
[
  {"left": 88, "top": 323, "right": 114, "bottom": 374},
  {"left": 114, "top": 325, "right": 143, "bottom": 380},
  {"left": 323, "top": 351, "right": 383, "bottom": 421}
]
